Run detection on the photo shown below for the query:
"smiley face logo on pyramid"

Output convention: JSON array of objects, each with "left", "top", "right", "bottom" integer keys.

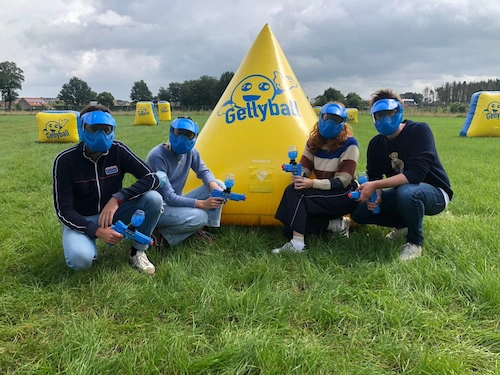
[{"left": 218, "top": 72, "right": 299, "bottom": 117}]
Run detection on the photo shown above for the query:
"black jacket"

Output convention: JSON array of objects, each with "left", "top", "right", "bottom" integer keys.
[{"left": 53, "top": 141, "right": 161, "bottom": 237}]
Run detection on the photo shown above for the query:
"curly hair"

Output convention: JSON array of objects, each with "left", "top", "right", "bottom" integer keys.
[{"left": 307, "top": 123, "right": 353, "bottom": 154}]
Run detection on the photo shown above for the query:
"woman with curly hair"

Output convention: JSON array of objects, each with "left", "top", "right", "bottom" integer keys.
[{"left": 272, "top": 102, "right": 359, "bottom": 254}]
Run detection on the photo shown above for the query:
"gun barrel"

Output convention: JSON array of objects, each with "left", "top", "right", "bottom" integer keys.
[
  {"left": 111, "top": 220, "right": 154, "bottom": 246},
  {"left": 212, "top": 190, "right": 247, "bottom": 201}
]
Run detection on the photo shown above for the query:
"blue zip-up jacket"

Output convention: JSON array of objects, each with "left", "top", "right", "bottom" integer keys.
[{"left": 53, "top": 141, "right": 161, "bottom": 237}]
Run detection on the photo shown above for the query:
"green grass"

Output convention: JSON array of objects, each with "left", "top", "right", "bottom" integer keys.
[{"left": 1, "top": 113, "right": 499, "bottom": 374}]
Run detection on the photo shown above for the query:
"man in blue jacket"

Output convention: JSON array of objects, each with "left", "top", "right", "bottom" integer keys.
[
  {"left": 350, "top": 89, "right": 453, "bottom": 261},
  {"left": 52, "top": 104, "right": 163, "bottom": 274}
]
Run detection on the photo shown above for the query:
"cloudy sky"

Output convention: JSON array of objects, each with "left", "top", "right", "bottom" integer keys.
[{"left": 1, "top": 0, "right": 498, "bottom": 102}]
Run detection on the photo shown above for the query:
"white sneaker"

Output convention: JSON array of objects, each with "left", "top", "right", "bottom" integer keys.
[
  {"left": 130, "top": 251, "right": 156, "bottom": 275},
  {"left": 329, "top": 217, "right": 350, "bottom": 238},
  {"left": 386, "top": 227, "right": 408, "bottom": 241},
  {"left": 272, "top": 241, "right": 305, "bottom": 254},
  {"left": 399, "top": 242, "right": 422, "bottom": 261}
]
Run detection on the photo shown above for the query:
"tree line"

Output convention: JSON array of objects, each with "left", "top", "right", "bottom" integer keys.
[
  {"left": 2, "top": 60, "right": 499, "bottom": 112},
  {"left": 423, "top": 79, "right": 500, "bottom": 105}
]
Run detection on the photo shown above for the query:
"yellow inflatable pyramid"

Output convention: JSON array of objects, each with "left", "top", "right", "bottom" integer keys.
[{"left": 185, "top": 24, "right": 318, "bottom": 225}]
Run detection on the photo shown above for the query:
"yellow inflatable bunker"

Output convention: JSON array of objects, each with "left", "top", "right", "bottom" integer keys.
[
  {"left": 460, "top": 91, "right": 500, "bottom": 137},
  {"left": 36, "top": 110, "right": 80, "bottom": 143},
  {"left": 158, "top": 101, "right": 171, "bottom": 121},
  {"left": 185, "top": 24, "right": 318, "bottom": 226},
  {"left": 346, "top": 108, "right": 358, "bottom": 123},
  {"left": 133, "top": 101, "right": 158, "bottom": 125}
]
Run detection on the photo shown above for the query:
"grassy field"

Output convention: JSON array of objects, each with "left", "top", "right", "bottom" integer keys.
[{"left": 1, "top": 113, "right": 499, "bottom": 374}]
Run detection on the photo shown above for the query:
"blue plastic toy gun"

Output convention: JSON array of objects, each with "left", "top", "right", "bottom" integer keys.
[
  {"left": 211, "top": 174, "right": 247, "bottom": 203},
  {"left": 348, "top": 173, "right": 380, "bottom": 214},
  {"left": 111, "top": 209, "right": 154, "bottom": 245},
  {"left": 282, "top": 145, "right": 302, "bottom": 176}
]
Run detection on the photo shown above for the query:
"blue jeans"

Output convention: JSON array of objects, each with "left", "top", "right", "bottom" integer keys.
[
  {"left": 156, "top": 180, "right": 224, "bottom": 246},
  {"left": 350, "top": 183, "right": 447, "bottom": 245},
  {"left": 62, "top": 191, "right": 163, "bottom": 270}
]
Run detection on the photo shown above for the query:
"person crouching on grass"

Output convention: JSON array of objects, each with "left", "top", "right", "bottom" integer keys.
[
  {"left": 272, "top": 102, "right": 360, "bottom": 254},
  {"left": 145, "top": 116, "right": 225, "bottom": 248},
  {"left": 350, "top": 89, "right": 453, "bottom": 261},
  {"left": 52, "top": 104, "right": 163, "bottom": 275}
]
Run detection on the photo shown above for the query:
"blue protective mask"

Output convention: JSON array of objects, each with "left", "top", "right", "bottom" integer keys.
[
  {"left": 371, "top": 99, "right": 403, "bottom": 136},
  {"left": 170, "top": 133, "right": 196, "bottom": 154},
  {"left": 318, "top": 117, "right": 344, "bottom": 139},
  {"left": 373, "top": 110, "right": 403, "bottom": 136},
  {"left": 81, "top": 128, "right": 114, "bottom": 152}
]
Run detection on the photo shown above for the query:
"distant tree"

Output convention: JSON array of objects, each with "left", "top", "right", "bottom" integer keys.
[
  {"left": 323, "top": 87, "right": 345, "bottom": 103},
  {"left": 158, "top": 87, "right": 170, "bottom": 101},
  {"left": 0, "top": 61, "right": 24, "bottom": 111},
  {"left": 344, "top": 92, "right": 363, "bottom": 109},
  {"left": 195, "top": 75, "right": 219, "bottom": 109},
  {"left": 130, "top": 80, "right": 152, "bottom": 103},
  {"left": 58, "top": 77, "right": 97, "bottom": 107},
  {"left": 449, "top": 102, "right": 467, "bottom": 114},
  {"left": 217, "top": 71, "right": 234, "bottom": 100},
  {"left": 167, "top": 82, "right": 182, "bottom": 105},
  {"left": 313, "top": 95, "right": 327, "bottom": 106},
  {"left": 96, "top": 91, "right": 115, "bottom": 109}
]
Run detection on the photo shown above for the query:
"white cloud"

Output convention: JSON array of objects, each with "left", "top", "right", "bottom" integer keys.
[{"left": 0, "top": 0, "right": 499, "bottom": 101}]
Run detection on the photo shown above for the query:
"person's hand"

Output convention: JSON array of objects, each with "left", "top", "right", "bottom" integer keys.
[
  {"left": 357, "top": 181, "right": 376, "bottom": 202},
  {"left": 367, "top": 193, "right": 382, "bottom": 212},
  {"left": 292, "top": 175, "right": 313, "bottom": 190},
  {"left": 99, "top": 197, "right": 119, "bottom": 228},
  {"left": 95, "top": 226, "right": 123, "bottom": 245},
  {"left": 202, "top": 196, "right": 225, "bottom": 210}
]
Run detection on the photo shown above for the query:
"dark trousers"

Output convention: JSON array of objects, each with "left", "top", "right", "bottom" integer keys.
[{"left": 275, "top": 182, "right": 358, "bottom": 239}]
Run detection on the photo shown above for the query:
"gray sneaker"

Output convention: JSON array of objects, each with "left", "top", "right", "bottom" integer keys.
[
  {"left": 329, "top": 217, "right": 350, "bottom": 238},
  {"left": 130, "top": 251, "right": 156, "bottom": 275},
  {"left": 399, "top": 242, "right": 422, "bottom": 261},
  {"left": 339, "top": 217, "right": 350, "bottom": 238},
  {"left": 386, "top": 227, "right": 408, "bottom": 241},
  {"left": 272, "top": 241, "right": 305, "bottom": 254}
]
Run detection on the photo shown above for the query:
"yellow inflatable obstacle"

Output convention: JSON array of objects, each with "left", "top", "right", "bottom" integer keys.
[
  {"left": 36, "top": 110, "right": 80, "bottom": 143},
  {"left": 185, "top": 24, "right": 317, "bottom": 226},
  {"left": 133, "top": 101, "right": 158, "bottom": 125},
  {"left": 158, "top": 101, "right": 171, "bottom": 121},
  {"left": 460, "top": 91, "right": 500, "bottom": 137},
  {"left": 346, "top": 108, "right": 358, "bottom": 123}
]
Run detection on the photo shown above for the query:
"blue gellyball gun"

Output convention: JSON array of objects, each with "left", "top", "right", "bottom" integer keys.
[
  {"left": 282, "top": 145, "right": 302, "bottom": 176},
  {"left": 211, "top": 173, "right": 247, "bottom": 204},
  {"left": 111, "top": 209, "right": 154, "bottom": 245},
  {"left": 348, "top": 173, "right": 380, "bottom": 214}
]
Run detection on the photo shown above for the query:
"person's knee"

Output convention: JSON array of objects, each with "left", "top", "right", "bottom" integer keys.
[
  {"left": 143, "top": 190, "right": 164, "bottom": 213},
  {"left": 192, "top": 209, "right": 209, "bottom": 229},
  {"left": 395, "top": 184, "right": 416, "bottom": 200},
  {"left": 65, "top": 251, "right": 94, "bottom": 271},
  {"left": 180, "top": 209, "right": 209, "bottom": 230}
]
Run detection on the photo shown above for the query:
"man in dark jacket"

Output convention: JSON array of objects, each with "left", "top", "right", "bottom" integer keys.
[
  {"left": 52, "top": 104, "right": 163, "bottom": 274},
  {"left": 350, "top": 89, "right": 453, "bottom": 261}
]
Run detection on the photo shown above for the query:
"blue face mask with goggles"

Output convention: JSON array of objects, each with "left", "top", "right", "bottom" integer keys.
[
  {"left": 370, "top": 99, "right": 403, "bottom": 136},
  {"left": 169, "top": 117, "right": 199, "bottom": 154},
  {"left": 318, "top": 103, "right": 347, "bottom": 139},
  {"left": 80, "top": 111, "right": 116, "bottom": 152}
]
